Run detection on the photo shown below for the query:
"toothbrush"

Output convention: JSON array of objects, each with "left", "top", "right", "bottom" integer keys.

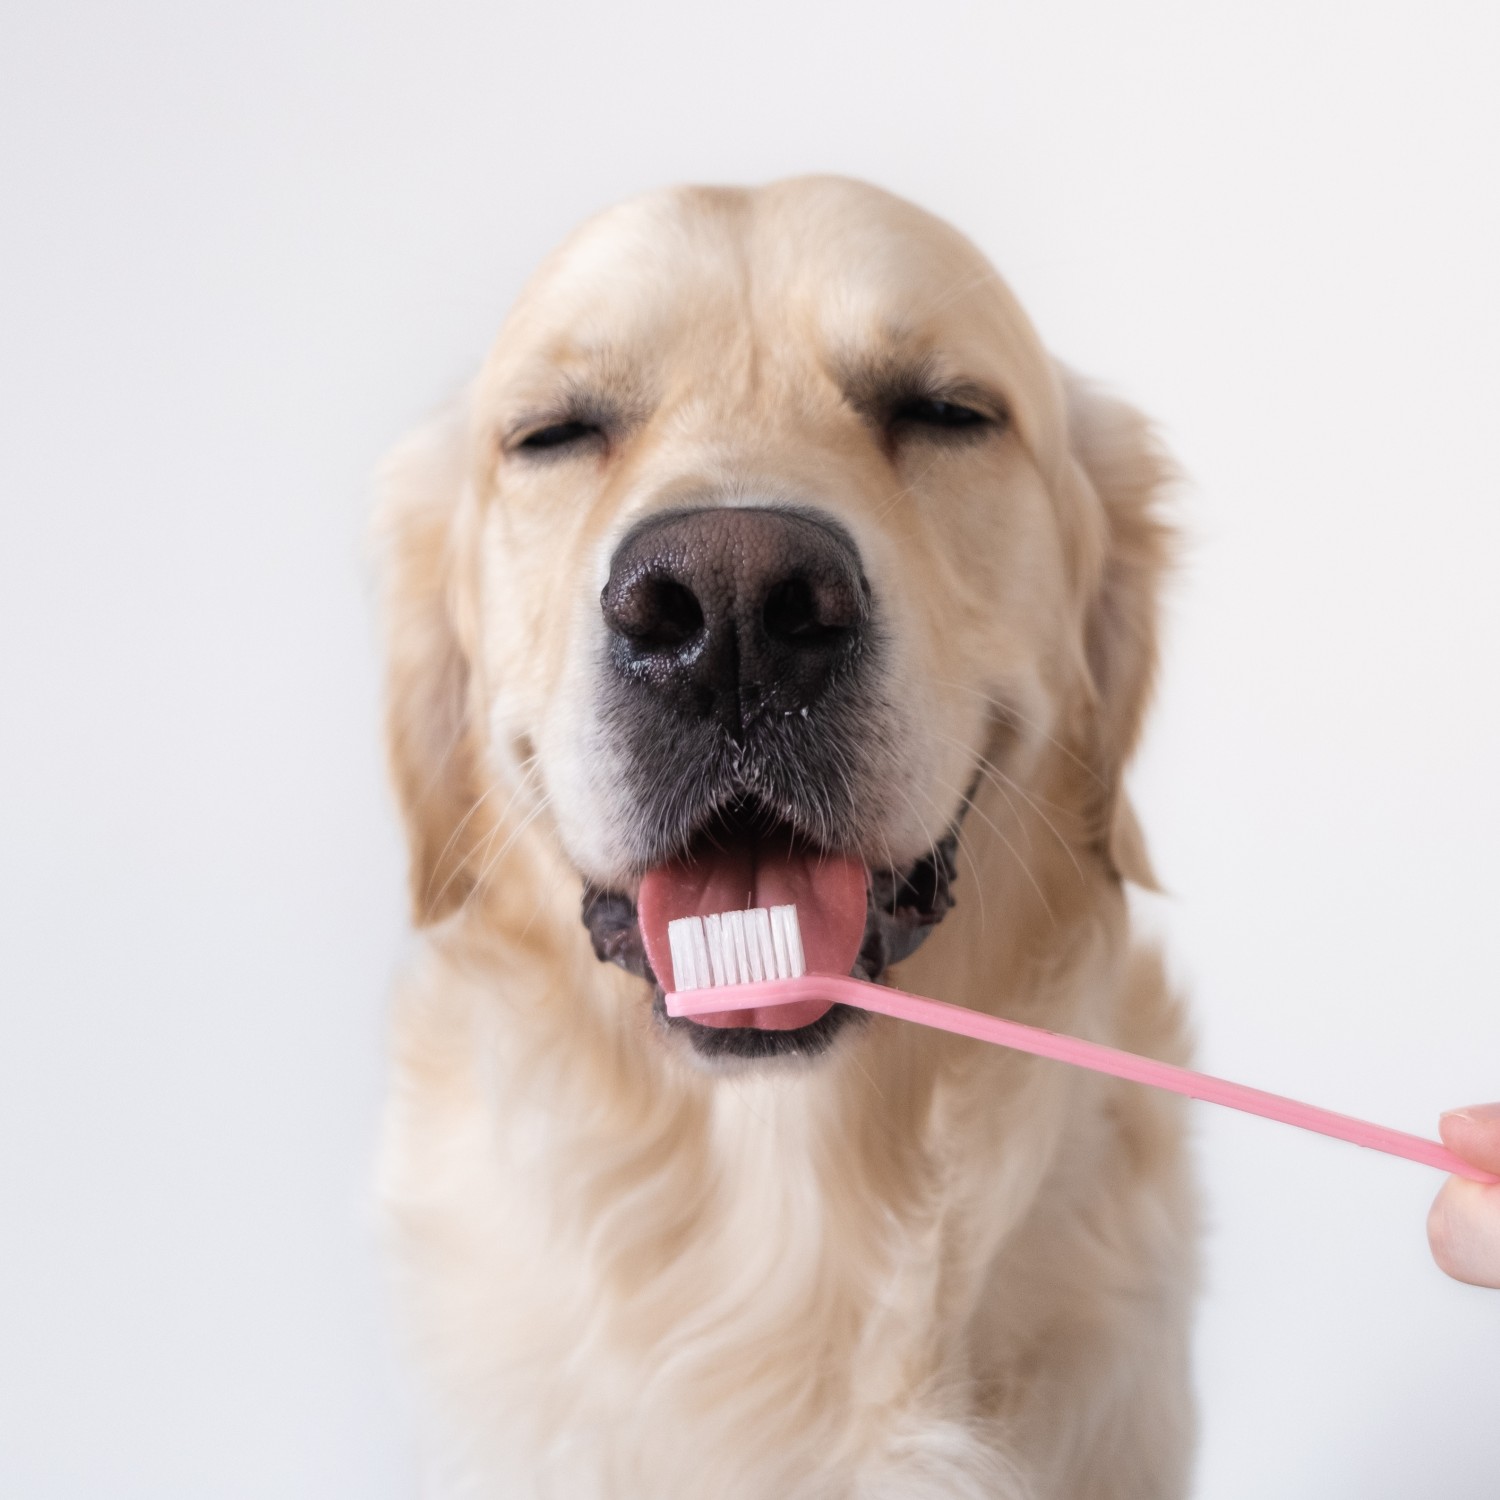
[{"left": 663, "top": 905, "right": 1498, "bottom": 1184}]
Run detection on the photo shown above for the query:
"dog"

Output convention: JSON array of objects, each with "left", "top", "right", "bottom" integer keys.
[{"left": 375, "top": 176, "right": 1197, "bottom": 1499}]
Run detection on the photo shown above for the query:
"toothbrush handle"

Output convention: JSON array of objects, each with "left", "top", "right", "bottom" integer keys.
[{"left": 666, "top": 974, "right": 1499, "bottom": 1184}]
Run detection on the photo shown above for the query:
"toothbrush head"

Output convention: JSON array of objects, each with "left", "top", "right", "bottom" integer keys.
[
  {"left": 636, "top": 841, "right": 865, "bottom": 1035},
  {"left": 666, "top": 904, "right": 805, "bottom": 993}
]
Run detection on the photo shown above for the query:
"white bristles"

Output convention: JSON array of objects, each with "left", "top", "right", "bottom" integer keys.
[
  {"left": 702, "top": 912, "right": 725, "bottom": 987},
  {"left": 774, "top": 904, "right": 804, "bottom": 978},
  {"left": 748, "top": 907, "right": 775, "bottom": 981},
  {"left": 666, "top": 904, "right": 806, "bottom": 990},
  {"left": 667, "top": 920, "right": 693, "bottom": 992},
  {"left": 668, "top": 912, "right": 709, "bottom": 992},
  {"left": 769, "top": 905, "right": 791, "bottom": 978},
  {"left": 727, "top": 909, "right": 751, "bottom": 982}
]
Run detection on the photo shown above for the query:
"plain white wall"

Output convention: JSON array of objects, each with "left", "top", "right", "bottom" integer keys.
[{"left": 3, "top": 2, "right": 1497, "bottom": 1495}]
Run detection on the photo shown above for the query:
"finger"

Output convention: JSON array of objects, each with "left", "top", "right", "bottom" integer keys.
[
  {"left": 1428, "top": 1177, "right": 1500, "bottom": 1288},
  {"left": 1439, "top": 1103, "right": 1500, "bottom": 1177}
]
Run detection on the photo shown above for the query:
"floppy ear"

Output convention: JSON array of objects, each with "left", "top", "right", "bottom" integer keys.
[
  {"left": 375, "top": 401, "right": 489, "bottom": 924},
  {"left": 1060, "top": 371, "right": 1175, "bottom": 890}
]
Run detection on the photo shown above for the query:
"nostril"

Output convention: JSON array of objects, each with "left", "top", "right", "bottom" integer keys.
[
  {"left": 762, "top": 576, "right": 856, "bottom": 646},
  {"left": 646, "top": 579, "right": 704, "bottom": 648},
  {"left": 612, "top": 574, "right": 705, "bottom": 651},
  {"left": 762, "top": 578, "right": 817, "bottom": 641}
]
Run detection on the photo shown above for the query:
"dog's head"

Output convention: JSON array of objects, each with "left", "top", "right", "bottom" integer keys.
[{"left": 379, "top": 177, "right": 1169, "bottom": 1066}]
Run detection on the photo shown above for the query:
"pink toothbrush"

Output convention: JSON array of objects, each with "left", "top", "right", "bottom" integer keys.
[{"left": 661, "top": 904, "right": 1498, "bottom": 1184}]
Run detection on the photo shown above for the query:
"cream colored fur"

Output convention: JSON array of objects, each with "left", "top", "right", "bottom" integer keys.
[{"left": 376, "top": 177, "right": 1197, "bottom": 1499}]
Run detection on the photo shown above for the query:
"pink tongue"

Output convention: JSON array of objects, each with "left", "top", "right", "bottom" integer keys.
[{"left": 637, "top": 835, "right": 867, "bottom": 1031}]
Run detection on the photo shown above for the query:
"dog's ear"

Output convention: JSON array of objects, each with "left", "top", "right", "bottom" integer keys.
[
  {"left": 375, "top": 401, "right": 489, "bottom": 924},
  {"left": 1060, "top": 371, "right": 1174, "bottom": 890}
]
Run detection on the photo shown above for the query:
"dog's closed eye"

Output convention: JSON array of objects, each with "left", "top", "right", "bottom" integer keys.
[
  {"left": 515, "top": 419, "right": 605, "bottom": 454},
  {"left": 841, "top": 357, "right": 1008, "bottom": 448},
  {"left": 886, "top": 395, "right": 993, "bottom": 434}
]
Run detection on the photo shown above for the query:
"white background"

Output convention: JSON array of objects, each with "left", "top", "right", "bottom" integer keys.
[{"left": 3, "top": 2, "right": 1498, "bottom": 1495}]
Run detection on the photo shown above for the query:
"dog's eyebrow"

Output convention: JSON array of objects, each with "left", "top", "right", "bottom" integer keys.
[
  {"left": 498, "top": 361, "right": 651, "bottom": 448},
  {"left": 834, "top": 351, "right": 1009, "bottom": 425}
]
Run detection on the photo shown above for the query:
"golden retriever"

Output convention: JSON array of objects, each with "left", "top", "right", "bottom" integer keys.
[{"left": 376, "top": 176, "right": 1196, "bottom": 1499}]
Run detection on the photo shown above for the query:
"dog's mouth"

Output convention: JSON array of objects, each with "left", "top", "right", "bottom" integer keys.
[
  {"left": 636, "top": 810, "right": 869, "bottom": 1032},
  {"left": 581, "top": 798, "right": 962, "bottom": 1061}
]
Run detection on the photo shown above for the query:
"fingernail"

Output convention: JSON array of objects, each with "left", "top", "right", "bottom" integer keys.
[{"left": 1443, "top": 1102, "right": 1500, "bottom": 1128}]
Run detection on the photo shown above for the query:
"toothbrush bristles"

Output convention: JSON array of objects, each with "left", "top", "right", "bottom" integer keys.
[{"left": 667, "top": 905, "right": 804, "bottom": 991}]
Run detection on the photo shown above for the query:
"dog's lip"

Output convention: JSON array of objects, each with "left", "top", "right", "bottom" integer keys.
[{"left": 651, "top": 987, "right": 863, "bottom": 1061}]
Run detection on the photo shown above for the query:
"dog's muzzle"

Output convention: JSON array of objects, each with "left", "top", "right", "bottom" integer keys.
[{"left": 582, "top": 502, "right": 963, "bottom": 1061}]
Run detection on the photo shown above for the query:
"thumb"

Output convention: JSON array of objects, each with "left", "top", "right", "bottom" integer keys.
[
  {"left": 1439, "top": 1102, "right": 1500, "bottom": 1177},
  {"left": 1428, "top": 1176, "right": 1500, "bottom": 1288}
]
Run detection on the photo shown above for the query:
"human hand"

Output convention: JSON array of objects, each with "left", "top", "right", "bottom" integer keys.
[{"left": 1427, "top": 1104, "right": 1500, "bottom": 1287}]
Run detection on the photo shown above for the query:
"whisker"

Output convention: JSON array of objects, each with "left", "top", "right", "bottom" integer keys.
[
  {"left": 843, "top": 1040, "right": 888, "bottom": 1107},
  {"left": 930, "top": 674, "right": 1104, "bottom": 790},
  {"left": 427, "top": 758, "right": 547, "bottom": 913},
  {"left": 518, "top": 844, "right": 579, "bottom": 946},
  {"left": 870, "top": 447, "right": 949, "bottom": 524},
  {"left": 881, "top": 774, "right": 980, "bottom": 944},
  {"left": 900, "top": 777, "right": 989, "bottom": 937},
  {"left": 975, "top": 755, "right": 1086, "bottom": 888},
  {"left": 462, "top": 788, "right": 554, "bottom": 914},
  {"left": 922, "top": 768, "right": 1054, "bottom": 926},
  {"left": 926, "top": 728, "right": 1087, "bottom": 891},
  {"left": 423, "top": 752, "right": 542, "bottom": 906}
]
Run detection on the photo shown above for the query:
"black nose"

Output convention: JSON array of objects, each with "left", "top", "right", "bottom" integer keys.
[{"left": 600, "top": 506, "right": 870, "bottom": 737}]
